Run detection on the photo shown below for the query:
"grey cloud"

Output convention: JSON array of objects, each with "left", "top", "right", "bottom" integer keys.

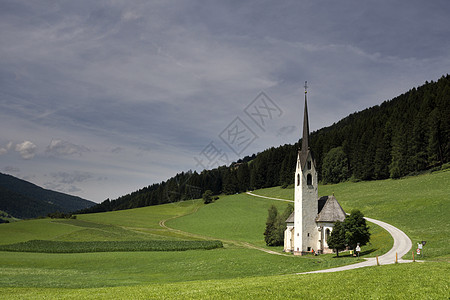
[
  {"left": 0, "top": 141, "right": 13, "bottom": 155},
  {"left": 110, "top": 147, "right": 123, "bottom": 154},
  {"left": 1, "top": 1, "right": 449, "bottom": 202},
  {"left": 66, "top": 185, "right": 83, "bottom": 193},
  {"left": 49, "top": 171, "right": 93, "bottom": 184},
  {"left": 46, "top": 139, "right": 89, "bottom": 157},
  {"left": 43, "top": 182, "right": 82, "bottom": 194},
  {"left": 15, "top": 141, "right": 37, "bottom": 159},
  {"left": 43, "top": 182, "right": 63, "bottom": 191},
  {"left": 277, "top": 126, "right": 297, "bottom": 137},
  {"left": 4, "top": 166, "right": 20, "bottom": 173}
]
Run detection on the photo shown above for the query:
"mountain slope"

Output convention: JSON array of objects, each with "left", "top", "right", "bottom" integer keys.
[
  {"left": 0, "top": 173, "right": 95, "bottom": 219},
  {"left": 80, "top": 75, "right": 450, "bottom": 214}
]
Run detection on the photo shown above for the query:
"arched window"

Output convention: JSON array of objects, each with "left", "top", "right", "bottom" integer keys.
[
  {"left": 325, "top": 229, "right": 331, "bottom": 242},
  {"left": 307, "top": 160, "right": 312, "bottom": 170},
  {"left": 297, "top": 174, "right": 300, "bottom": 186},
  {"left": 307, "top": 173, "right": 312, "bottom": 185}
]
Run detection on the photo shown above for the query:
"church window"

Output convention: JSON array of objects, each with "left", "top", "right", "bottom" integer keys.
[
  {"left": 307, "top": 233, "right": 310, "bottom": 237},
  {"left": 325, "top": 229, "right": 331, "bottom": 242},
  {"left": 307, "top": 160, "right": 311, "bottom": 170},
  {"left": 307, "top": 247, "right": 311, "bottom": 252},
  {"left": 307, "top": 174, "right": 312, "bottom": 185},
  {"left": 297, "top": 174, "right": 300, "bottom": 186}
]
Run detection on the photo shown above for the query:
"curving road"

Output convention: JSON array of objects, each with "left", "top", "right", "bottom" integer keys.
[{"left": 246, "top": 191, "right": 414, "bottom": 273}]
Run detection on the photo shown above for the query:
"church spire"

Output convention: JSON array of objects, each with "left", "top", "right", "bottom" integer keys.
[{"left": 301, "top": 81, "right": 310, "bottom": 152}]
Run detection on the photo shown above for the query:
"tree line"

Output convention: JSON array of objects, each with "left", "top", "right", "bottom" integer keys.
[{"left": 77, "top": 75, "right": 450, "bottom": 214}]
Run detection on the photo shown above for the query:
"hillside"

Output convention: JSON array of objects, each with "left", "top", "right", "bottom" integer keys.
[
  {"left": 0, "top": 171, "right": 447, "bottom": 298},
  {"left": 80, "top": 75, "right": 450, "bottom": 214},
  {"left": 0, "top": 173, "right": 95, "bottom": 219}
]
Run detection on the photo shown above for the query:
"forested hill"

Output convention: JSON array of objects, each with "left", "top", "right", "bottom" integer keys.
[
  {"left": 0, "top": 173, "right": 95, "bottom": 219},
  {"left": 79, "top": 75, "right": 450, "bottom": 214}
]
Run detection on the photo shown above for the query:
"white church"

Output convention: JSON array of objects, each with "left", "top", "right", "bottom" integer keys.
[{"left": 284, "top": 83, "right": 346, "bottom": 255}]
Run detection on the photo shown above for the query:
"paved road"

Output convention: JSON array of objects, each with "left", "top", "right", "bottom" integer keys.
[
  {"left": 246, "top": 191, "right": 414, "bottom": 274},
  {"left": 299, "top": 216, "right": 413, "bottom": 274}
]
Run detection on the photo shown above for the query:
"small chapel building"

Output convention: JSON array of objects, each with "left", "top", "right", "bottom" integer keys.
[{"left": 284, "top": 83, "right": 346, "bottom": 255}]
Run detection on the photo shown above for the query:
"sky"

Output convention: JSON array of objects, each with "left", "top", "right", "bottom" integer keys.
[{"left": 1, "top": 0, "right": 449, "bottom": 203}]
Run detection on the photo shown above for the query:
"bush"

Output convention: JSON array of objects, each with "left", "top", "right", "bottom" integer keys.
[
  {"left": 47, "top": 212, "right": 74, "bottom": 219},
  {"left": 203, "top": 190, "right": 214, "bottom": 204},
  {"left": 264, "top": 204, "right": 293, "bottom": 246}
]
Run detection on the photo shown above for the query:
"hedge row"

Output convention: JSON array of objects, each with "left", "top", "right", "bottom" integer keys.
[{"left": 0, "top": 240, "right": 223, "bottom": 253}]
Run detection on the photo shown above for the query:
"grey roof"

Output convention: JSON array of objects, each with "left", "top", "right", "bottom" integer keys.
[
  {"left": 315, "top": 195, "right": 346, "bottom": 223},
  {"left": 285, "top": 195, "right": 346, "bottom": 224},
  {"left": 299, "top": 95, "right": 311, "bottom": 168},
  {"left": 318, "top": 196, "right": 329, "bottom": 213},
  {"left": 299, "top": 92, "right": 316, "bottom": 170},
  {"left": 285, "top": 211, "right": 294, "bottom": 223}
]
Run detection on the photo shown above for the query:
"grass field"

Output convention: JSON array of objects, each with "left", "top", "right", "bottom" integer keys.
[
  {"left": 0, "top": 195, "right": 362, "bottom": 288},
  {"left": 0, "top": 171, "right": 448, "bottom": 298},
  {"left": 251, "top": 169, "right": 450, "bottom": 260},
  {"left": 168, "top": 193, "right": 289, "bottom": 247},
  {"left": 1, "top": 262, "right": 447, "bottom": 299},
  {"left": 168, "top": 192, "right": 393, "bottom": 257}
]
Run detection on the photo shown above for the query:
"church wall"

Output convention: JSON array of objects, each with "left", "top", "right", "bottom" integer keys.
[
  {"left": 293, "top": 152, "right": 318, "bottom": 255},
  {"left": 283, "top": 225, "right": 294, "bottom": 252},
  {"left": 317, "top": 222, "right": 334, "bottom": 251}
]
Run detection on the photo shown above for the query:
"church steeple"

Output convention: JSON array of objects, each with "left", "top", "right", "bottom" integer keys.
[
  {"left": 300, "top": 81, "right": 311, "bottom": 167},
  {"left": 290, "top": 81, "right": 319, "bottom": 255},
  {"left": 301, "top": 81, "right": 310, "bottom": 153}
]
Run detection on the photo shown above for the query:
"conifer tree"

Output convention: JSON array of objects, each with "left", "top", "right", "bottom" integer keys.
[
  {"left": 264, "top": 205, "right": 279, "bottom": 246},
  {"left": 327, "top": 220, "right": 346, "bottom": 256},
  {"left": 322, "top": 147, "right": 349, "bottom": 184}
]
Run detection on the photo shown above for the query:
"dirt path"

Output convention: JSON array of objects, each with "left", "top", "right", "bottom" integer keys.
[
  {"left": 245, "top": 191, "right": 294, "bottom": 203},
  {"left": 245, "top": 191, "right": 415, "bottom": 273}
]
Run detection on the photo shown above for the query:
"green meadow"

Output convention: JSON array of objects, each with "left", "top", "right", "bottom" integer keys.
[
  {"left": 252, "top": 169, "right": 450, "bottom": 260},
  {"left": 2, "top": 262, "right": 448, "bottom": 299},
  {"left": 0, "top": 170, "right": 448, "bottom": 298}
]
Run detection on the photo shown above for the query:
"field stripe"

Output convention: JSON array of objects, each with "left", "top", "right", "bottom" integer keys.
[{"left": 245, "top": 191, "right": 294, "bottom": 202}]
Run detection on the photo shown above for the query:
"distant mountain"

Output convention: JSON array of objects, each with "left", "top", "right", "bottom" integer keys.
[{"left": 0, "top": 173, "right": 95, "bottom": 219}]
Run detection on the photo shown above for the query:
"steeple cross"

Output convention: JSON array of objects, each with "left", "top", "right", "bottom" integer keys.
[{"left": 304, "top": 81, "right": 308, "bottom": 94}]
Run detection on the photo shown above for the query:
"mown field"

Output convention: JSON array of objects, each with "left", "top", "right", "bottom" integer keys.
[
  {"left": 0, "top": 195, "right": 361, "bottom": 289},
  {"left": 168, "top": 193, "right": 393, "bottom": 257},
  {"left": 0, "top": 170, "right": 448, "bottom": 298},
  {"left": 1, "top": 262, "right": 448, "bottom": 299}
]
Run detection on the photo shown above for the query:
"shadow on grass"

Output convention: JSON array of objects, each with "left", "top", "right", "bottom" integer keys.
[{"left": 332, "top": 248, "right": 377, "bottom": 258}]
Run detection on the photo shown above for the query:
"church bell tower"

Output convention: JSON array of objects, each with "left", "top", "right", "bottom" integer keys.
[{"left": 293, "top": 81, "right": 319, "bottom": 255}]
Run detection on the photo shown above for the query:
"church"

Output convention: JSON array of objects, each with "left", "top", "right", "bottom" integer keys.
[{"left": 284, "top": 83, "right": 346, "bottom": 255}]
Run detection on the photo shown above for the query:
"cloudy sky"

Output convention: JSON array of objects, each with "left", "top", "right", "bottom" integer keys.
[{"left": 1, "top": 0, "right": 449, "bottom": 202}]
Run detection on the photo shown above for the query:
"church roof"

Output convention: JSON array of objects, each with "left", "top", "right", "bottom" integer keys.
[
  {"left": 299, "top": 85, "right": 316, "bottom": 169},
  {"left": 315, "top": 195, "right": 346, "bottom": 223},
  {"left": 318, "top": 196, "right": 328, "bottom": 213},
  {"left": 285, "top": 195, "right": 346, "bottom": 223},
  {"left": 285, "top": 211, "right": 294, "bottom": 223}
]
